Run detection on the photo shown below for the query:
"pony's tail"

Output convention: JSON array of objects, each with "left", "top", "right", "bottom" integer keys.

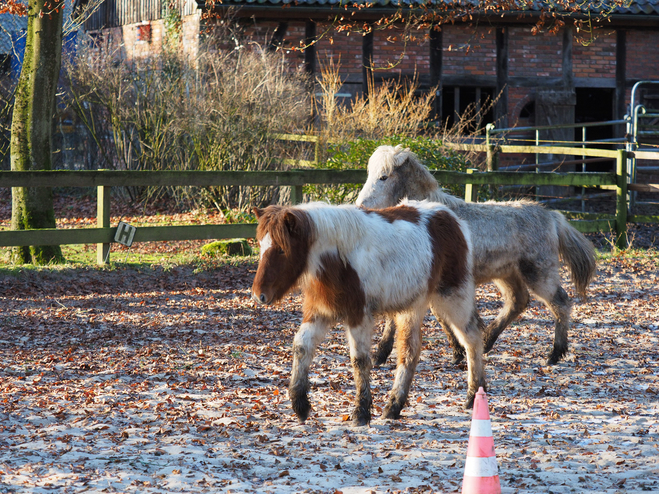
[{"left": 553, "top": 211, "right": 597, "bottom": 298}]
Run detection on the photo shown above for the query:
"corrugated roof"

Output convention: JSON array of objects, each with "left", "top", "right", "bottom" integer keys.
[{"left": 201, "top": 0, "right": 659, "bottom": 15}]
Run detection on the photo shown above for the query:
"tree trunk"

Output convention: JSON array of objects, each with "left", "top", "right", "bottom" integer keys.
[{"left": 10, "top": 0, "right": 65, "bottom": 264}]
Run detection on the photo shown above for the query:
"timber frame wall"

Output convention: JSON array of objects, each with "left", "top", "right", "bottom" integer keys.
[{"left": 84, "top": 3, "right": 659, "bottom": 144}]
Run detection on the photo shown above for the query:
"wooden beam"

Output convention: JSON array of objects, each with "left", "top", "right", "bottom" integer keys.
[
  {"left": 0, "top": 224, "right": 259, "bottom": 248},
  {"left": 628, "top": 183, "right": 659, "bottom": 193},
  {"left": 628, "top": 214, "right": 659, "bottom": 224},
  {"left": 305, "top": 21, "right": 316, "bottom": 76},
  {"left": 569, "top": 219, "right": 618, "bottom": 233},
  {"left": 495, "top": 27, "right": 509, "bottom": 127},
  {"left": 562, "top": 27, "right": 574, "bottom": 89},
  {"left": 559, "top": 211, "right": 617, "bottom": 221},
  {"left": 429, "top": 170, "right": 616, "bottom": 187},
  {"left": 429, "top": 26, "right": 442, "bottom": 120},
  {"left": 633, "top": 150, "right": 659, "bottom": 160},
  {"left": 445, "top": 142, "right": 620, "bottom": 158},
  {"left": 439, "top": 75, "right": 618, "bottom": 89},
  {"left": 615, "top": 29, "right": 627, "bottom": 137},
  {"left": 268, "top": 22, "right": 288, "bottom": 52},
  {"left": 362, "top": 28, "right": 374, "bottom": 97},
  {"left": 0, "top": 169, "right": 369, "bottom": 188}
]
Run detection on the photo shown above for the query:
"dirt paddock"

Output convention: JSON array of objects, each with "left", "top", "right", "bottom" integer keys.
[{"left": 0, "top": 250, "right": 657, "bottom": 493}]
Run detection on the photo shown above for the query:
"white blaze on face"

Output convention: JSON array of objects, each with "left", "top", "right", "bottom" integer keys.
[{"left": 259, "top": 232, "right": 273, "bottom": 260}]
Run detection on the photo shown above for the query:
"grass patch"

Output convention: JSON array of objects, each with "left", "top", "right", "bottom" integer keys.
[{"left": 201, "top": 239, "right": 252, "bottom": 258}]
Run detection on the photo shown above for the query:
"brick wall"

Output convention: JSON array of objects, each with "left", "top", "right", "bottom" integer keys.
[
  {"left": 242, "top": 21, "right": 283, "bottom": 51},
  {"left": 371, "top": 26, "right": 429, "bottom": 73},
  {"left": 121, "top": 20, "right": 165, "bottom": 59},
  {"left": 573, "top": 31, "right": 616, "bottom": 81},
  {"left": 281, "top": 22, "right": 307, "bottom": 72},
  {"left": 181, "top": 13, "right": 200, "bottom": 61},
  {"left": 627, "top": 30, "right": 659, "bottom": 81},
  {"left": 315, "top": 23, "right": 363, "bottom": 76},
  {"left": 509, "top": 27, "right": 562, "bottom": 79},
  {"left": 442, "top": 25, "right": 496, "bottom": 77},
  {"left": 91, "top": 14, "right": 659, "bottom": 129}
]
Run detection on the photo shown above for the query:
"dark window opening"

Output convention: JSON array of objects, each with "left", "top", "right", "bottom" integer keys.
[
  {"left": 575, "top": 87, "right": 614, "bottom": 172},
  {"left": 441, "top": 86, "right": 495, "bottom": 134},
  {"left": 520, "top": 101, "right": 535, "bottom": 119}
]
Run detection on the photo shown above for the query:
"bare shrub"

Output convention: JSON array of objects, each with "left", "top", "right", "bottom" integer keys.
[
  {"left": 64, "top": 35, "right": 311, "bottom": 210},
  {"left": 309, "top": 61, "right": 478, "bottom": 203},
  {"left": 316, "top": 60, "right": 435, "bottom": 143}
]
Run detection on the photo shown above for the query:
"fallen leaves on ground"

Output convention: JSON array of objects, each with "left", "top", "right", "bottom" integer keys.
[{"left": 0, "top": 252, "right": 657, "bottom": 494}]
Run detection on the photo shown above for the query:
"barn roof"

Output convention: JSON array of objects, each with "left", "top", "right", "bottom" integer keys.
[{"left": 200, "top": 0, "right": 659, "bottom": 16}]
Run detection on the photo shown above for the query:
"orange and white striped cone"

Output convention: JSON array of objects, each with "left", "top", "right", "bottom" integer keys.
[{"left": 461, "top": 387, "right": 501, "bottom": 494}]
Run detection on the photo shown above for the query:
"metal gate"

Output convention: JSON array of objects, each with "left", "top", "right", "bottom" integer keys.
[{"left": 627, "top": 81, "right": 659, "bottom": 210}]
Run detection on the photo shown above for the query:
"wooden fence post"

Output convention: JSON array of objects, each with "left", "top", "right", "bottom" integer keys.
[
  {"left": 464, "top": 168, "right": 478, "bottom": 202},
  {"left": 290, "top": 185, "right": 303, "bottom": 205},
  {"left": 97, "top": 182, "right": 111, "bottom": 264},
  {"left": 486, "top": 124, "right": 499, "bottom": 199},
  {"left": 615, "top": 149, "right": 628, "bottom": 250}
]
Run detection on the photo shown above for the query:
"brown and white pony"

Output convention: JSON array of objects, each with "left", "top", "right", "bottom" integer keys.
[
  {"left": 356, "top": 145, "right": 597, "bottom": 366},
  {"left": 251, "top": 201, "right": 485, "bottom": 426}
]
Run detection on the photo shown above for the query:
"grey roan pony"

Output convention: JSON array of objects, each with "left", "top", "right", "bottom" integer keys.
[{"left": 356, "top": 145, "right": 597, "bottom": 366}]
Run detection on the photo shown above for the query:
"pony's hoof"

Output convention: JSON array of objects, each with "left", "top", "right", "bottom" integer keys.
[
  {"left": 464, "top": 393, "right": 475, "bottom": 410},
  {"left": 451, "top": 352, "right": 465, "bottom": 365},
  {"left": 371, "top": 352, "right": 388, "bottom": 368},
  {"left": 546, "top": 349, "right": 566, "bottom": 366},
  {"left": 291, "top": 394, "right": 311, "bottom": 423},
  {"left": 381, "top": 404, "right": 402, "bottom": 420},
  {"left": 351, "top": 412, "right": 371, "bottom": 427}
]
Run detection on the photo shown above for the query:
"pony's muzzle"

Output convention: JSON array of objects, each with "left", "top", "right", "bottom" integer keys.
[{"left": 252, "top": 291, "right": 270, "bottom": 305}]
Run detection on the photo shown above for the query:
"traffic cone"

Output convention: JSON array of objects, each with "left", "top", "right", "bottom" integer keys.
[{"left": 461, "top": 387, "right": 501, "bottom": 494}]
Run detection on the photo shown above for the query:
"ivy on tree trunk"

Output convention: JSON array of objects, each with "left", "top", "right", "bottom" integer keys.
[{"left": 10, "top": 0, "right": 66, "bottom": 264}]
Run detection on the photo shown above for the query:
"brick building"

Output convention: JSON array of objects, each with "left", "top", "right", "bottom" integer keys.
[{"left": 85, "top": 0, "right": 659, "bottom": 141}]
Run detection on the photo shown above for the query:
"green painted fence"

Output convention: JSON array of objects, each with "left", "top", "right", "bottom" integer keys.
[{"left": 0, "top": 147, "right": 652, "bottom": 264}]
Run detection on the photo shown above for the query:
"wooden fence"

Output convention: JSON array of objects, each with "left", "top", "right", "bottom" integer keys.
[{"left": 1, "top": 147, "right": 657, "bottom": 264}]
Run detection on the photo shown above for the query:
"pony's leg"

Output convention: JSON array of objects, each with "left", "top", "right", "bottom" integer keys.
[
  {"left": 529, "top": 282, "right": 572, "bottom": 365},
  {"left": 289, "top": 315, "right": 332, "bottom": 423},
  {"left": 438, "top": 318, "right": 467, "bottom": 365},
  {"left": 431, "top": 297, "right": 486, "bottom": 409},
  {"left": 483, "top": 274, "right": 530, "bottom": 354},
  {"left": 372, "top": 317, "right": 396, "bottom": 368},
  {"left": 382, "top": 308, "right": 425, "bottom": 420},
  {"left": 376, "top": 313, "right": 465, "bottom": 367},
  {"left": 346, "top": 316, "right": 374, "bottom": 426}
]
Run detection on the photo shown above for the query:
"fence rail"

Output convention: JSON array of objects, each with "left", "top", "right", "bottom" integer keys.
[{"left": 1, "top": 147, "right": 656, "bottom": 264}]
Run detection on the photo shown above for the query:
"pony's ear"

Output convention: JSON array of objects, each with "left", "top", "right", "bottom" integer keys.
[
  {"left": 283, "top": 211, "right": 304, "bottom": 237},
  {"left": 253, "top": 208, "right": 264, "bottom": 219}
]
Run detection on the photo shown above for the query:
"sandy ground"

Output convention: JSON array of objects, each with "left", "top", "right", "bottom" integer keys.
[{"left": 0, "top": 253, "right": 657, "bottom": 493}]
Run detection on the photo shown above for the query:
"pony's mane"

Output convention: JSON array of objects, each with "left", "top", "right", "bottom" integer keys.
[
  {"left": 368, "top": 145, "right": 420, "bottom": 177},
  {"left": 370, "top": 145, "right": 466, "bottom": 208},
  {"left": 256, "top": 206, "right": 313, "bottom": 255}
]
